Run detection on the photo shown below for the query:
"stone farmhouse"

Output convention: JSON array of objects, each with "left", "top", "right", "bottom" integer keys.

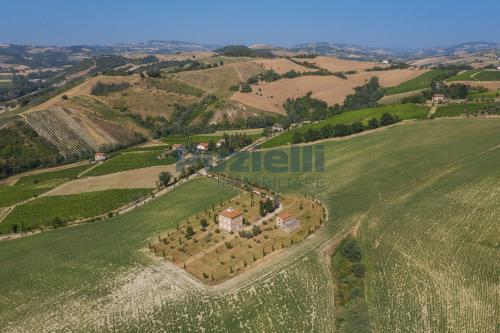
[{"left": 218, "top": 207, "right": 243, "bottom": 233}]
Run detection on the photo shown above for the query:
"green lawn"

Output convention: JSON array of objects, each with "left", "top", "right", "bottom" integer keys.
[
  {"left": 0, "top": 188, "right": 151, "bottom": 233},
  {"left": 261, "top": 104, "right": 429, "bottom": 148},
  {"left": 448, "top": 70, "right": 500, "bottom": 82},
  {"left": 86, "top": 151, "right": 177, "bottom": 177},
  {"left": 434, "top": 102, "right": 491, "bottom": 117},
  {"left": 385, "top": 70, "right": 455, "bottom": 95}
]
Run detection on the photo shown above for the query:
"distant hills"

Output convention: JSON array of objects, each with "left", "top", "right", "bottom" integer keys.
[
  {"left": 289, "top": 41, "right": 500, "bottom": 60},
  {"left": 0, "top": 40, "right": 499, "bottom": 70}
]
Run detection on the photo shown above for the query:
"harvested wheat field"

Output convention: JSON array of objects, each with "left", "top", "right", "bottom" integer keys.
[
  {"left": 299, "top": 56, "right": 384, "bottom": 72},
  {"left": 232, "top": 69, "right": 428, "bottom": 113},
  {"left": 30, "top": 75, "right": 141, "bottom": 111},
  {"left": 254, "top": 58, "right": 310, "bottom": 74},
  {"left": 45, "top": 165, "right": 178, "bottom": 196},
  {"left": 174, "top": 61, "right": 265, "bottom": 97}
]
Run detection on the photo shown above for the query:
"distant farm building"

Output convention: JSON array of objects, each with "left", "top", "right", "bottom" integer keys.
[
  {"left": 218, "top": 207, "right": 243, "bottom": 233},
  {"left": 197, "top": 142, "right": 209, "bottom": 152},
  {"left": 94, "top": 152, "right": 107, "bottom": 162},
  {"left": 272, "top": 123, "right": 284, "bottom": 133},
  {"left": 432, "top": 94, "right": 447, "bottom": 104},
  {"left": 276, "top": 212, "right": 300, "bottom": 233},
  {"left": 216, "top": 139, "right": 225, "bottom": 148}
]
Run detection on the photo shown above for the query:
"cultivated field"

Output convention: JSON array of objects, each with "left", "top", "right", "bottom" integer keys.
[
  {"left": 174, "top": 61, "right": 266, "bottom": 97},
  {"left": 262, "top": 103, "right": 429, "bottom": 148},
  {"left": 0, "top": 188, "right": 150, "bottom": 233},
  {"left": 0, "top": 120, "right": 498, "bottom": 332},
  {"left": 300, "top": 56, "right": 384, "bottom": 72},
  {"left": 232, "top": 69, "right": 427, "bottom": 114},
  {"left": 46, "top": 165, "right": 178, "bottom": 195},
  {"left": 384, "top": 69, "right": 447, "bottom": 95},
  {"left": 85, "top": 150, "right": 177, "bottom": 177},
  {"left": 448, "top": 69, "right": 500, "bottom": 81},
  {"left": 255, "top": 58, "right": 310, "bottom": 74}
]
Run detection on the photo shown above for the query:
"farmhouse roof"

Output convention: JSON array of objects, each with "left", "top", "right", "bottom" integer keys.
[
  {"left": 95, "top": 152, "right": 105, "bottom": 157},
  {"left": 219, "top": 207, "right": 242, "bottom": 219},
  {"left": 278, "top": 212, "right": 291, "bottom": 221}
]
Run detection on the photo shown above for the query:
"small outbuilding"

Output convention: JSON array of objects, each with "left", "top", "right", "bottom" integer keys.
[
  {"left": 271, "top": 123, "right": 284, "bottom": 133},
  {"left": 197, "top": 142, "right": 209, "bottom": 152},
  {"left": 276, "top": 212, "right": 300, "bottom": 233},
  {"left": 94, "top": 152, "right": 107, "bottom": 162},
  {"left": 432, "top": 94, "right": 447, "bottom": 104}
]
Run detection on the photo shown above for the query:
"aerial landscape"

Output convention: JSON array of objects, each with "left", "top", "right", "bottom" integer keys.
[{"left": 0, "top": 1, "right": 499, "bottom": 332}]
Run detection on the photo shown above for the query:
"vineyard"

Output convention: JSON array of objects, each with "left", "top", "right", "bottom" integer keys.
[
  {"left": 24, "top": 108, "right": 99, "bottom": 157},
  {"left": 24, "top": 108, "right": 144, "bottom": 158}
]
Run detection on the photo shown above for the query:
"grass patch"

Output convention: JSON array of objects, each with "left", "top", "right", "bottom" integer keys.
[
  {"left": 0, "top": 188, "right": 151, "bottom": 233},
  {"left": 261, "top": 104, "right": 428, "bottom": 148},
  {"left": 86, "top": 151, "right": 177, "bottom": 177},
  {"left": 385, "top": 70, "right": 455, "bottom": 95}
]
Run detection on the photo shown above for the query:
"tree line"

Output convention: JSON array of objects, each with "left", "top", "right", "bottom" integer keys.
[{"left": 291, "top": 112, "right": 400, "bottom": 144}]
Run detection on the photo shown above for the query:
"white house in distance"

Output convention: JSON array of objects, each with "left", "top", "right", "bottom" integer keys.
[
  {"left": 276, "top": 212, "right": 300, "bottom": 233},
  {"left": 197, "top": 142, "right": 209, "bottom": 152},
  {"left": 94, "top": 152, "right": 107, "bottom": 162},
  {"left": 218, "top": 207, "right": 243, "bottom": 233},
  {"left": 272, "top": 123, "right": 284, "bottom": 133},
  {"left": 432, "top": 94, "right": 447, "bottom": 104},
  {"left": 216, "top": 139, "right": 225, "bottom": 148}
]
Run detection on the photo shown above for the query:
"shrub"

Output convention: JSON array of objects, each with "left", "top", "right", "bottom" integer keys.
[
  {"left": 341, "top": 239, "right": 362, "bottom": 262},
  {"left": 200, "top": 218, "right": 208, "bottom": 228},
  {"left": 185, "top": 226, "right": 195, "bottom": 239},
  {"left": 240, "top": 84, "right": 252, "bottom": 93},
  {"left": 252, "top": 225, "right": 261, "bottom": 236},
  {"left": 352, "top": 263, "right": 366, "bottom": 278}
]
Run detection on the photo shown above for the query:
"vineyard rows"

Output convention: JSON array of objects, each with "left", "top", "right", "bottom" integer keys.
[{"left": 24, "top": 108, "right": 100, "bottom": 157}]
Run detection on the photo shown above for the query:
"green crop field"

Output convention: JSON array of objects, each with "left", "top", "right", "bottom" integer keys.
[
  {"left": 15, "top": 164, "right": 90, "bottom": 186},
  {"left": 470, "top": 88, "right": 500, "bottom": 99},
  {"left": 385, "top": 70, "right": 455, "bottom": 95},
  {"left": 0, "top": 188, "right": 151, "bottom": 233},
  {"left": 261, "top": 103, "right": 429, "bottom": 148},
  {"left": 163, "top": 132, "right": 262, "bottom": 145},
  {"left": 0, "top": 119, "right": 497, "bottom": 332},
  {"left": 0, "top": 178, "right": 65, "bottom": 208},
  {"left": 0, "top": 178, "right": 241, "bottom": 332},
  {"left": 86, "top": 151, "right": 177, "bottom": 177},
  {"left": 448, "top": 70, "right": 500, "bottom": 82},
  {"left": 434, "top": 102, "right": 491, "bottom": 117}
]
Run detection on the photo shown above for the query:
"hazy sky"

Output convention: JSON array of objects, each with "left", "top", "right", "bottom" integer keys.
[{"left": 1, "top": 0, "right": 499, "bottom": 49}]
